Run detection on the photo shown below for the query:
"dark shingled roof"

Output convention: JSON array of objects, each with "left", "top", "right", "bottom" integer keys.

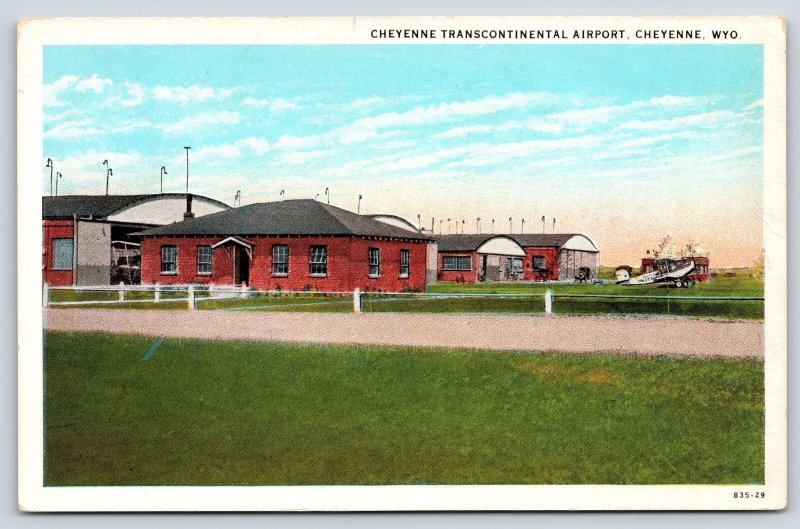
[
  {"left": 434, "top": 233, "right": 598, "bottom": 252},
  {"left": 434, "top": 234, "right": 520, "bottom": 252},
  {"left": 42, "top": 193, "right": 230, "bottom": 220},
  {"left": 508, "top": 233, "right": 593, "bottom": 249},
  {"left": 133, "top": 199, "right": 432, "bottom": 240},
  {"left": 43, "top": 194, "right": 155, "bottom": 219}
]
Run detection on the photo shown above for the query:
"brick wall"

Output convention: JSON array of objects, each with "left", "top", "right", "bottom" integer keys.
[
  {"left": 141, "top": 235, "right": 428, "bottom": 292},
  {"left": 437, "top": 252, "right": 479, "bottom": 283},
  {"left": 521, "top": 247, "right": 560, "bottom": 281},
  {"left": 43, "top": 219, "right": 74, "bottom": 286}
]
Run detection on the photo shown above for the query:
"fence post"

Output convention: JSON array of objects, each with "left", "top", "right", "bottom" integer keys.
[
  {"left": 154, "top": 282, "right": 160, "bottom": 303},
  {"left": 118, "top": 281, "right": 125, "bottom": 302},
  {"left": 545, "top": 289, "right": 553, "bottom": 315},
  {"left": 353, "top": 288, "right": 361, "bottom": 313},
  {"left": 240, "top": 282, "right": 249, "bottom": 299},
  {"left": 188, "top": 284, "right": 195, "bottom": 310}
]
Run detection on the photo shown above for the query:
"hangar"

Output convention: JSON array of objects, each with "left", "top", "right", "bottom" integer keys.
[
  {"left": 435, "top": 234, "right": 526, "bottom": 283},
  {"left": 508, "top": 234, "right": 600, "bottom": 281},
  {"left": 134, "top": 199, "right": 433, "bottom": 292},
  {"left": 435, "top": 233, "right": 599, "bottom": 283},
  {"left": 42, "top": 193, "right": 230, "bottom": 286}
]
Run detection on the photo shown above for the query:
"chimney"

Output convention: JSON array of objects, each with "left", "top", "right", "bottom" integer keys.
[{"left": 184, "top": 194, "right": 194, "bottom": 220}]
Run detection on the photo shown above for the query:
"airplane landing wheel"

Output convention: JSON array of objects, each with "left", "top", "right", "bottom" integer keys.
[{"left": 674, "top": 279, "right": 682, "bottom": 288}]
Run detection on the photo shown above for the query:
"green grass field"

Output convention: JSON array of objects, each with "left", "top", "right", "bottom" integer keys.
[
  {"left": 45, "top": 331, "right": 764, "bottom": 486},
  {"left": 48, "top": 276, "right": 765, "bottom": 319}
]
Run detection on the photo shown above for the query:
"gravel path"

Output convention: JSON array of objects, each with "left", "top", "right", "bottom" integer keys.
[{"left": 45, "top": 308, "right": 764, "bottom": 359}]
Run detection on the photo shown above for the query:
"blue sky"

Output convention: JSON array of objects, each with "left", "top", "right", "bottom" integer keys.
[{"left": 42, "top": 45, "right": 763, "bottom": 266}]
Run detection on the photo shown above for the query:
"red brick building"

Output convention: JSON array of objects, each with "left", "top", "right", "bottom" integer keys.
[
  {"left": 135, "top": 199, "right": 432, "bottom": 292},
  {"left": 43, "top": 194, "right": 229, "bottom": 286}
]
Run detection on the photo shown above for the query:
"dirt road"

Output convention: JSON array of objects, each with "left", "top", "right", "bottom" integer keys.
[{"left": 45, "top": 308, "right": 764, "bottom": 359}]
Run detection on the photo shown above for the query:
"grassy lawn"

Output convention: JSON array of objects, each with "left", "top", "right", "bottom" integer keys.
[{"left": 45, "top": 331, "right": 764, "bottom": 486}]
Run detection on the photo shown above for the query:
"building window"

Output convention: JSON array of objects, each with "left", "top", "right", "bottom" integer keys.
[
  {"left": 533, "top": 256, "right": 547, "bottom": 270},
  {"left": 161, "top": 245, "right": 178, "bottom": 274},
  {"left": 442, "top": 256, "right": 472, "bottom": 271},
  {"left": 368, "top": 248, "right": 381, "bottom": 278},
  {"left": 399, "top": 249, "right": 410, "bottom": 278},
  {"left": 52, "top": 238, "right": 74, "bottom": 270},
  {"left": 272, "top": 244, "right": 289, "bottom": 275},
  {"left": 197, "top": 246, "right": 212, "bottom": 275},
  {"left": 309, "top": 245, "right": 328, "bottom": 276}
]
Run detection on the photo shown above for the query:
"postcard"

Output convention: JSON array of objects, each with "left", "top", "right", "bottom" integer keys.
[{"left": 17, "top": 16, "right": 786, "bottom": 511}]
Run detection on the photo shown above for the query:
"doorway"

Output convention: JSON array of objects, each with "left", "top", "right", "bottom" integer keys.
[{"left": 233, "top": 246, "right": 250, "bottom": 285}]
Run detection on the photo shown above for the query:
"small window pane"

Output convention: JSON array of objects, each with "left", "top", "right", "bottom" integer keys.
[
  {"left": 443, "top": 256, "right": 471, "bottom": 271},
  {"left": 533, "top": 256, "right": 546, "bottom": 270},
  {"left": 52, "top": 238, "right": 74, "bottom": 270},
  {"left": 310, "top": 245, "right": 328, "bottom": 275},
  {"left": 273, "top": 245, "right": 289, "bottom": 275},
  {"left": 368, "top": 248, "right": 381, "bottom": 277},
  {"left": 161, "top": 245, "right": 177, "bottom": 273},
  {"left": 400, "top": 249, "right": 410, "bottom": 277},
  {"left": 197, "top": 246, "right": 212, "bottom": 274}
]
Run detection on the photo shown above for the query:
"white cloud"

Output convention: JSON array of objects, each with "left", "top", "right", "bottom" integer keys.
[
  {"left": 277, "top": 149, "right": 335, "bottom": 165},
  {"left": 75, "top": 74, "right": 113, "bottom": 93},
  {"left": 43, "top": 75, "right": 78, "bottom": 107},
  {"left": 611, "top": 130, "right": 698, "bottom": 150},
  {"left": 44, "top": 119, "right": 100, "bottom": 139},
  {"left": 617, "top": 111, "right": 740, "bottom": 132},
  {"left": 158, "top": 111, "right": 242, "bottom": 135},
  {"left": 647, "top": 95, "right": 697, "bottom": 106},
  {"left": 431, "top": 125, "right": 495, "bottom": 140},
  {"left": 120, "top": 83, "right": 145, "bottom": 106},
  {"left": 699, "top": 146, "right": 762, "bottom": 163},
  {"left": 242, "top": 97, "right": 300, "bottom": 111},
  {"left": 152, "top": 84, "right": 234, "bottom": 104},
  {"left": 238, "top": 136, "right": 271, "bottom": 154},
  {"left": 744, "top": 99, "right": 763, "bottom": 111}
]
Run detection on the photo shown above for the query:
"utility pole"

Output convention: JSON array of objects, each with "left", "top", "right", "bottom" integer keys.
[{"left": 184, "top": 147, "right": 191, "bottom": 193}]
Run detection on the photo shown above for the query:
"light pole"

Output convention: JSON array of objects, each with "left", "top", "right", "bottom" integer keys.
[
  {"left": 521, "top": 219, "right": 525, "bottom": 234},
  {"left": 447, "top": 218, "right": 451, "bottom": 234},
  {"left": 106, "top": 168, "right": 112, "bottom": 195},
  {"left": 358, "top": 194, "right": 362, "bottom": 214},
  {"left": 461, "top": 219, "right": 465, "bottom": 234},
  {"left": 509, "top": 217, "right": 512, "bottom": 232},
  {"left": 541, "top": 215, "right": 546, "bottom": 234},
  {"left": 553, "top": 218, "right": 556, "bottom": 233},
  {"left": 280, "top": 189, "right": 285, "bottom": 197},
  {"left": 431, "top": 217, "right": 435, "bottom": 233},
  {"left": 477, "top": 218, "right": 481, "bottom": 233},
  {"left": 102, "top": 159, "right": 109, "bottom": 195},
  {"left": 439, "top": 219, "right": 443, "bottom": 234},
  {"left": 315, "top": 193, "right": 320, "bottom": 201},
  {"left": 324, "top": 187, "right": 329, "bottom": 205},
  {"left": 55, "top": 172, "right": 62, "bottom": 196},
  {"left": 183, "top": 147, "right": 191, "bottom": 193},
  {"left": 46, "top": 158, "right": 53, "bottom": 196},
  {"left": 417, "top": 214, "right": 422, "bottom": 229},
  {"left": 160, "top": 166, "right": 167, "bottom": 194},
  {"left": 491, "top": 219, "right": 495, "bottom": 234}
]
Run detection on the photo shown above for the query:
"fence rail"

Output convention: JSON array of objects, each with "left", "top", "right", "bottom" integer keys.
[{"left": 42, "top": 283, "right": 765, "bottom": 319}]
